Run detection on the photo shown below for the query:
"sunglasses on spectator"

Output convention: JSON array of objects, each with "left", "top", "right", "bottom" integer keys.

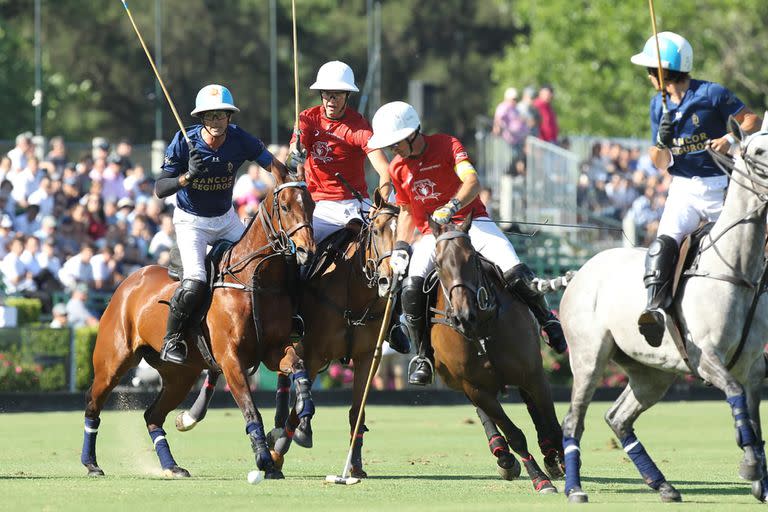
[
  {"left": 320, "top": 91, "right": 347, "bottom": 101},
  {"left": 201, "top": 111, "right": 231, "bottom": 122}
]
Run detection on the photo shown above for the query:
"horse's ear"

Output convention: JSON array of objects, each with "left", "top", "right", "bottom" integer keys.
[
  {"left": 428, "top": 216, "right": 442, "bottom": 235},
  {"left": 459, "top": 211, "right": 473, "bottom": 233},
  {"left": 728, "top": 115, "right": 744, "bottom": 143},
  {"left": 268, "top": 159, "right": 289, "bottom": 185},
  {"left": 373, "top": 188, "right": 384, "bottom": 209}
]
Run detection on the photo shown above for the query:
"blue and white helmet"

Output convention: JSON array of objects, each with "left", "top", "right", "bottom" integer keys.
[
  {"left": 631, "top": 31, "right": 693, "bottom": 72},
  {"left": 191, "top": 84, "right": 240, "bottom": 116}
]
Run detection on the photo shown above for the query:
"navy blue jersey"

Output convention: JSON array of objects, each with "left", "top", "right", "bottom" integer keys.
[
  {"left": 650, "top": 79, "right": 744, "bottom": 178},
  {"left": 162, "top": 124, "right": 273, "bottom": 217}
]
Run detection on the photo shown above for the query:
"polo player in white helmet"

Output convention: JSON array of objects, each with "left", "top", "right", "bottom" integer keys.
[
  {"left": 369, "top": 101, "right": 568, "bottom": 386},
  {"left": 630, "top": 32, "right": 762, "bottom": 346},
  {"left": 154, "top": 84, "right": 285, "bottom": 364}
]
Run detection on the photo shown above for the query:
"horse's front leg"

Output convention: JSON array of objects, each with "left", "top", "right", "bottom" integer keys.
[
  {"left": 745, "top": 357, "right": 768, "bottom": 503},
  {"left": 279, "top": 345, "right": 315, "bottom": 448},
  {"left": 698, "top": 348, "right": 764, "bottom": 483}
]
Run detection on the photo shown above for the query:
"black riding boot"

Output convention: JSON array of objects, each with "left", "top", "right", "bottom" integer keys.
[
  {"left": 160, "top": 279, "right": 208, "bottom": 364},
  {"left": 385, "top": 294, "right": 411, "bottom": 354},
  {"left": 400, "top": 277, "right": 431, "bottom": 386},
  {"left": 638, "top": 235, "right": 678, "bottom": 347},
  {"left": 505, "top": 264, "right": 568, "bottom": 354}
]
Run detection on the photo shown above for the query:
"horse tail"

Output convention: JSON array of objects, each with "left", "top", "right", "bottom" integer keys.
[{"left": 533, "top": 270, "right": 577, "bottom": 294}]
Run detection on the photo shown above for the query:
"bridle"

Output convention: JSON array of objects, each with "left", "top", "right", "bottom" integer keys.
[
  {"left": 216, "top": 180, "right": 312, "bottom": 291},
  {"left": 432, "top": 230, "right": 494, "bottom": 333},
  {"left": 361, "top": 205, "right": 399, "bottom": 289}
]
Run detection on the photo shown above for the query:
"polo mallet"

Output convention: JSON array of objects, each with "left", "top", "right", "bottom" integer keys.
[
  {"left": 120, "top": 0, "right": 191, "bottom": 145},
  {"left": 648, "top": 0, "right": 668, "bottom": 114},
  {"left": 325, "top": 281, "right": 398, "bottom": 485},
  {"left": 290, "top": 0, "right": 303, "bottom": 151}
]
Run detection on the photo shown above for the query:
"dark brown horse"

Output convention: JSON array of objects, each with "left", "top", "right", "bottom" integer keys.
[
  {"left": 426, "top": 215, "right": 564, "bottom": 493},
  {"left": 177, "top": 189, "right": 399, "bottom": 477},
  {"left": 80, "top": 164, "right": 315, "bottom": 480}
]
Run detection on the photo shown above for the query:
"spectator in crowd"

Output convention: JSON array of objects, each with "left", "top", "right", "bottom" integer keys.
[
  {"left": 65, "top": 282, "right": 99, "bottom": 328},
  {"left": 92, "top": 138, "right": 109, "bottom": 162},
  {"left": 46, "top": 136, "right": 68, "bottom": 175},
  {"left": 0, "top": 180, "right": 15, "bottom": 216},
  {"left": 83, "top": 194, "right": 108, "bottom": 241},
  {"left": 100, "top": 156, "right": 127, "bottom": 203},
  {"left": 28, "top": 175, "right": 55, "bottom": 217},
  {"left": 58, "top": 242, "right": 95, "bottom": 290},
  {"left": 14, "top": 204, "right": 42, "bottom": 236},
  {"left": 148, "top": 214, "right": 175, "bottom": 260},
  {"left": 37, "top": 238, "right": 62, "bottom": 276},
  {"left": 7, "top": 132, "right": 33, "bottom": 172},
  {"left": 110, "top": 139, "right": 134, "bottom": 175},
  {"left": 11, "top": 155, "right": 41, "bottom": 209},
  {"left": 90, "top": 245, "right": 117, "bottom": 291},
  {"left": 123, "top": 164, "right": 146, "bottom": 198},
  {"left": 532, "top": 85, "right": 559, "bottom": 144},
  {"left": 49, "top": 302, "right": 68, "bottom": 328},
  {"left": 0, "top": 214, "right": 13, "bottom": 259},
  {"left": 492, "top": 87, "right": 529, "bottom": 167},
  {"left": 0, "top": 155, "right": 11, "bottom": 182},
  {"left": 517, "top": 86, "right": 541, "bottom": 137},
  {"left": 1, "top": 235, "right": 36, "bottom": 295},
  {"left": 233, "top": 163, "right": 268, "bottom": 218}
]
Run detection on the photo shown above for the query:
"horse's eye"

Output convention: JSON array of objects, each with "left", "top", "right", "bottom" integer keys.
[
  {"left": 756, "top": 148, "right": 765, "bottom": 156},
  {"left": 280, "top": 204, "right": 289, "bottom": 212}
]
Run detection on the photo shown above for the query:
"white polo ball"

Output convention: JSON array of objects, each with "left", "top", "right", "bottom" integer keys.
[{"left": 247, "top": 470, "right": 265, "bottom": 485}]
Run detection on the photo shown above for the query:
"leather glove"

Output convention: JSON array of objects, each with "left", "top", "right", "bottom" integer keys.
[
  {"left": 390, "top": 240, "right": 411, "bottom": 277},
  {"left": 184, "top": 148, "right": 207, "bottom": 182},
  {"left": 656, "top": 111, "right": 674, "bottom": 149},
  {"left": 431, "top": 198, "right": 462, "bottom": 225},
  {"left": 285, "top": 148, "right": 306, "bottom": 175}
]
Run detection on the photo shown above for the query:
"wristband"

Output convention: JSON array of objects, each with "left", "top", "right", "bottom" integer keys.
[{"left": 725, "top": 133, "right": 736, "bottom": 145}]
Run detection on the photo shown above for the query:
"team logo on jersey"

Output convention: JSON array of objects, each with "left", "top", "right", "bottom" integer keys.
[
  {"left": 675, "top": 111, "right": 683, "bottom": 121},
  {"left": 692, "top": 114, "right": 700, "bottom": 127},
  {"left": 412, "top": 178, "right": 440, "bottom": 202},
  {"left": 227, "top": 162, "right": 234, "bottom": 173},
  {"left": 312, "top": 141, "right": 333, "bottom": 163}
]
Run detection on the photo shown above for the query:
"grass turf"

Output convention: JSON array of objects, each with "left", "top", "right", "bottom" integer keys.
[{"left": 0, "top": 401, "right": 764, "bottom": 511}]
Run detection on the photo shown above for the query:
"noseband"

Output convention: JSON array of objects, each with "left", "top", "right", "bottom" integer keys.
[{"left": 362, "top": 206, "right": 399, "bottom": 288}]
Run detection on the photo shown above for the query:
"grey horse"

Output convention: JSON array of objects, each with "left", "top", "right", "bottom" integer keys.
[{"left": 559, "top": 119, "right": 768, "bottom": 504}]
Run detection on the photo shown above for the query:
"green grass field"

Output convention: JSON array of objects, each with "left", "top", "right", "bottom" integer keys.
[{"left": 0, "top": 401, "right": 764, "bottom": 511}]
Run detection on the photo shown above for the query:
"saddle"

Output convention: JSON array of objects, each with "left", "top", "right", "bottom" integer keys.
[
  {"left": 671, "top": 222, "right": 714, "bottom": 298},
  {"left": 165, "top": 240, "right": 235, "bottom": 372},
  {"left": 302, "top": 220, "right": 363, "bottom": 281}
]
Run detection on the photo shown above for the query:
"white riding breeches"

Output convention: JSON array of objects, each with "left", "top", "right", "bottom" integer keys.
[
  {"left": 313, "top": 198, "right": 368, "bottom": 244},
  {"left": 173, "top": 207, "right": 246, "bottom": 282},
  {"left": 408, "top": 216, "right": 521, "bottom": 278},
  {"left": 657, "top": 175, "right": 728, "bottom": 245}
]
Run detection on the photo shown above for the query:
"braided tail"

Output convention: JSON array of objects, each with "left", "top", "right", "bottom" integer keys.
[{"left": 532, "top": 270, "right": 577, "bottom": 294}]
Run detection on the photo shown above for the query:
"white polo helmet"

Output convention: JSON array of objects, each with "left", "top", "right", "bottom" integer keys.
[
  {"left": 368, "top": 101, "right": 421, "bottom": 150},
  {"left": 631, "top": 31, "right": 693, "bottom": 72},
  {"left": 309, "top": 61, "right": 359, "bottom": 92},
  {"left": 191, "top": 84, "right": 240, "bottom": 116}
]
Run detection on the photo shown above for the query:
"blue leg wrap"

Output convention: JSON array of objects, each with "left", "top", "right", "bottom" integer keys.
[
  {"left": 563, "top": 436, "right": 582, "bottom": 494},
  {"left": 246, "top": 422, "right": 272, "bottom": 470},
  {"left": 727, "top": 394, "right": 757, "bottom": 447},
  {"left": 291, "top": 370, "right": 315, "bottom": 419},
  {"left": 149, "top": 428, "right": 177, "bottom": 470},
  {"left": 81, "top": 417, "right": 100, "bottom": 465},
  {"left": 620, "top": 432, "right": 665, "bottom": 490}
]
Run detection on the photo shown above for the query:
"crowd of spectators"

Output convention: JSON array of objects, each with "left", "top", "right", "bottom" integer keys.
[
  {"left": 0, "top": 131, "right": 287, "bottom": 324},
  {"left": 577, "top": 140, "right": 670, "bottom": 245}
]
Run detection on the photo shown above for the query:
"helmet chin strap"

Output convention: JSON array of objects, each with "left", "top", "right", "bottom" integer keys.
[{"left": 405, "top": 126, "right": 422, "bottom": 158}]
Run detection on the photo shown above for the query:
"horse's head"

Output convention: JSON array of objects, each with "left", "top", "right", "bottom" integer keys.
[
  {"left": 730, "top": 115, "right": 768, "bottom": 186},
  {"left": 429, "top": 212, "right": 490, "bottom": 338},
  {"left": 364, "top": 188, "right": 400, "bottom": 297},
  {"left": 263, "top": 161, "right": 316, "bottom": 265}
]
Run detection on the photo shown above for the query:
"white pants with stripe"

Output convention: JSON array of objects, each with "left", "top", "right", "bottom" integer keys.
[
  {"left": 173, "top": 207, "right": 245, "bottom": 282},
  {"left": 657, "top": 175, "right": 727, "bottom": 245},
  {"left": 408, "top": 216, "right": 521, "bottom": 278},
  {"left": 313, "top": 198, "right": 369, "bottom": 244}
]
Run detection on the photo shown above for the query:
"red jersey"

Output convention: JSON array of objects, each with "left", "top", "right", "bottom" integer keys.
[
  {"left": 291, "top": 105, "right": 373, "bottom": 201},
  {"left": 389, "top": 134, "right": 488, "bottom": 235}
]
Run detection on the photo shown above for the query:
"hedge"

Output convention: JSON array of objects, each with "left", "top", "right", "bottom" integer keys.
[
  {"left": 4, "top": 297, "right": 42, "bottom": 325},
  {"left": 74, "top": 326, "right": 99, "bottom": 391}
]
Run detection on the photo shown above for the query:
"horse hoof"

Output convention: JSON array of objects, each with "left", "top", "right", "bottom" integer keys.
[
  {"left": 270, "top": 450, "right": 285, "bottom": 471},
  {"left": 739, "top": 458, "right": 762, "bottom": 482},
  {"left": 266, "top": 427, "right": 284, "bottom": 450},
  {"left": 534, "top": 477, "right": 557, "bottom": 494},
  {"left": 175, "top": 411, "right": 197, "bottom": 432},
  {"left": 752, "top": 479, "right": 768, "bottom": 503},
  {"left": 496, "top": 455, "right": 521, "bottom": 480},
  {"left": 293, "top": 419, "right": 313, "bottom": 448},
  {"left": 543, "top": 453, "right": 565, "bottom": 480},
  {"left": 351, "top": 466, "right": 368, "bottom": 479},
  {"left": 265, "top": 469, "right": 285, "bottom": 480},
  {"left": 658, "top": 482, "right": 682, "bottom": 502},
  {"left": 567, "top": 488, "right": 589, "bottom": 503},
  {"left": 164, "top": 465, "right": 191, "bottom": 478},
  {"left": 85, "top": 463, "right": 104, "bottom": 477}
]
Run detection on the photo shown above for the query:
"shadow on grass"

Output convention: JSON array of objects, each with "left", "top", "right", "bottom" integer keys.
[{"left": 582, "top": 476, "right": 744, "bottom": 487}]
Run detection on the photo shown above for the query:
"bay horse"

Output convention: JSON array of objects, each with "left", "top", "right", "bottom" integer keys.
[
  {"left": 425, "top": 215, "right": 565, "bottom": 493},
  {"left": 559, "top": 121, "right": 768, "bottom": 503},
  {"left": 176, "top": 189, "right": 400, "bottom": 478},
  {"left": 80, "top": 163, "right": 315, "bottom": 480}
]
